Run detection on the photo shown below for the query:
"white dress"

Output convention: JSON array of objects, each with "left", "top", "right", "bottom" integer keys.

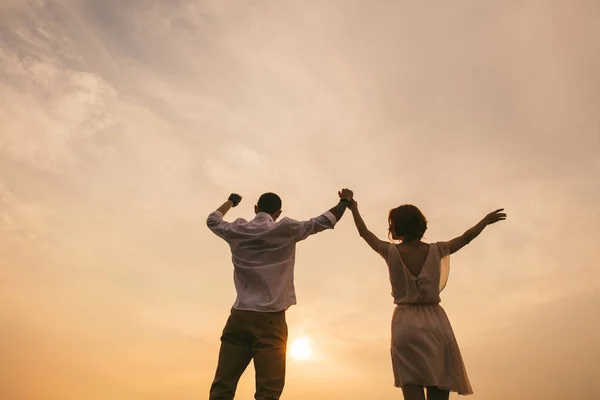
[{"left": 383, "top": 241, "right": 473, "bottom": 395}]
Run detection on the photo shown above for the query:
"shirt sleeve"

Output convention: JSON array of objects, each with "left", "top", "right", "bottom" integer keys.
[
  {"left": 206, "top": 211, "right": 232, "bottom": 240},
  {"left": 286, "top": 211, "right": 337, "bottom": 242}
]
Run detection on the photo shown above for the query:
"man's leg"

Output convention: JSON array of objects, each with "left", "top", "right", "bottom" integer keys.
[
  {"left": 252, "top": 311, "right": 287, "bottom": 400},
  {"left": 209, "top": 311, "right": 253, "bottom": 400}
]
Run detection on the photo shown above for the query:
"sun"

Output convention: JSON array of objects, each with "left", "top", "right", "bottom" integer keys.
[{"left": 289, "top": 336, "right": 313, "bottom": 361}]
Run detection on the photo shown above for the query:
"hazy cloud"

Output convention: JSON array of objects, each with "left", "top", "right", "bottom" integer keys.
[{"left": 1, "top": 0, "right": 599, "bottom": 399}]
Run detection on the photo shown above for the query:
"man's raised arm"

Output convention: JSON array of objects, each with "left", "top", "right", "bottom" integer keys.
[
  {"left": 288, "top": 189, "right": 353, "bottom": 242},
  {"left": 206, "top": 193, "right": 242, "bottom": 239},
  {"left": 329, "top": 188, "right": 353, "bottom": 221}
]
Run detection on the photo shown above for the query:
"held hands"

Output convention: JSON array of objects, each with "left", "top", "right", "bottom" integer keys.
[
  {"left": 228, "top": 193, "right": 242, "bottom": 207},
  {"left": 338, "top": 188, "right": 357, "bottom": 208},
  {"left": 483, "top": 208, "right": 506, "bottom": 225},
  {"left": 338, "top": 188, "right": 354, "bottom": 201}
]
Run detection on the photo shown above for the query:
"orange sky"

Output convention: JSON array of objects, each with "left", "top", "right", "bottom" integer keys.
[{"left": 1, "top": 1, "right": 599, "bottom": 399}]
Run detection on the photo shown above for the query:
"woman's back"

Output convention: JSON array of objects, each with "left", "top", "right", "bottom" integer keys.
[
  {"left": 385, "top": 241, "right": 450, "bottom": 304},
  {"left": 396, "top": 242, "right": 430, "bottom": 277}
]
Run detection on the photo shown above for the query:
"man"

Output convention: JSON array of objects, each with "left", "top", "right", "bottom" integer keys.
[{"left": 206, "top": 189, "right": 354, "bottom": 400}]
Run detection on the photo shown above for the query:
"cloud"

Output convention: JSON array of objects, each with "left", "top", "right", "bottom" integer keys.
[{"left": 0, "top": 1, "right": 599, "bottom": 399}]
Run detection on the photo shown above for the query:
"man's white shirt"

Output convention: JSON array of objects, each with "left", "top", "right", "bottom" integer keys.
[{"left": 206, "top": 210, "right": 337, "bottom": 312}]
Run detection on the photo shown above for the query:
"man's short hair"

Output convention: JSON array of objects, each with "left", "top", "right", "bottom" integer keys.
[{"left": 257, "top": 193, "right": 282, "bottom": 214}]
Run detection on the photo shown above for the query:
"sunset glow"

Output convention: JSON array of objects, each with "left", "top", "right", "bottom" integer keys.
[
  {"left": 1, "top": 1, "right": 599, "bottom": 399},
  {"left": 289, "top": 337, "right": 313, "bottom": 361}
]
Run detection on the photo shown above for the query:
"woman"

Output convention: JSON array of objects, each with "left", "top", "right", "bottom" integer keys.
[{"left": 345, "top": 192, "right": 505, "bottom": 400}]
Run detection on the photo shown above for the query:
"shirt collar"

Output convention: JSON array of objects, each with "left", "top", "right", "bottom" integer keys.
[{"left": 254, "top": 212, "right": 274, "bottom": 222}]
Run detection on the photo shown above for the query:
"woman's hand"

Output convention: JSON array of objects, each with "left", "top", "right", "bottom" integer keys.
[{"left": 483, "top": 208, "right": 506, "bottom": 225}]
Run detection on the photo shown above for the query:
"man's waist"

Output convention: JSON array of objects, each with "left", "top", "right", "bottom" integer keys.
[
  {"left": 231, "top": 307, "right": 286, "bottom": 316},
  {"left": 233, "top": 296, "right": 295, "bottom": 313}
]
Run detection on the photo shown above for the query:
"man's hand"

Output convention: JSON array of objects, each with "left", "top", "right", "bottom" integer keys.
[
  {"left": 215, "top": 193, "right": 241, "bottom": 216},
  {"left": 327, "top": 188, "right": 353, "bottom": 222},
  {"left": 483, "top": 208, "right": 506, "bottom": 225},
  {"left": 338, "top": 188, "right": 354, "bottom": 202},
  {"left": 228, "top": 193, "right": 242, "bottom": 207}
]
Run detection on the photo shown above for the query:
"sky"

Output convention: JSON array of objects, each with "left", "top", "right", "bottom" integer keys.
[{"left": 0, "top": 0, "right": 599, "bottom": 399}]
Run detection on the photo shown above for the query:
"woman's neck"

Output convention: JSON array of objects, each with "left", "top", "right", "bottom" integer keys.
[{"left": 400, "top": 239, "right": 424, "bottom": 246}]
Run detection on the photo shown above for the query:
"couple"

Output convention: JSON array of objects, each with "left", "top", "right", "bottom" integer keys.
[{"left": 206, "top": 190, "right": 506, "bottom": 400}]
